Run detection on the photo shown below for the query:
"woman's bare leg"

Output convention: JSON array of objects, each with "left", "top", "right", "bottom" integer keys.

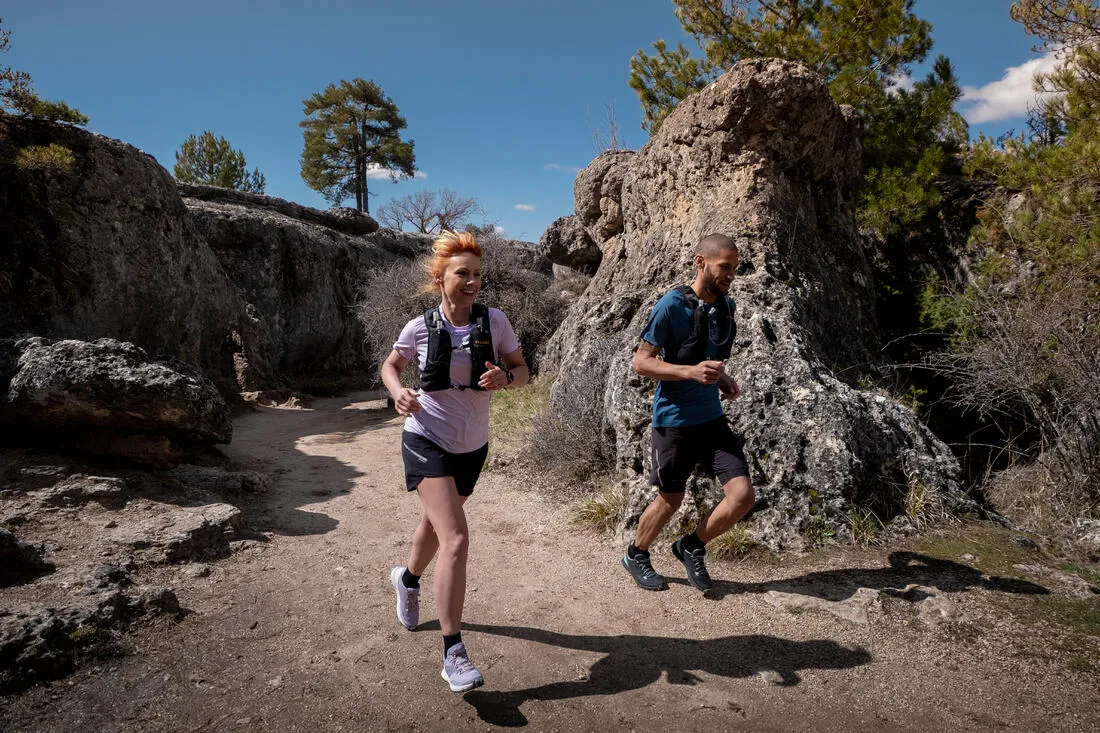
[{"left": 414, "top": 477, "right": 469, "bottom": 635}]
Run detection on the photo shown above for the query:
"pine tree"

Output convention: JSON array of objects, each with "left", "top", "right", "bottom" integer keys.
[
  {"left": 173, "top": 131, "right": 266, "bottom": 194},
  {"left": 299, "top": 78, "right": 416, "bottom": 214},
  {"left": 1, "top": 18, "right": 87, "bottom": 125},
  {"left": 628, "top": 0, "right": 966, "bottom": 234},
  {"left": 926, "top": 0, "right": 1100, "bottom": 525}
]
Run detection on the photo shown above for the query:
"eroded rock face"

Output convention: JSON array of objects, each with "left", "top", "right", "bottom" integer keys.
[
  {"left": 0, "top": 530, "right": 51, "bottom": 587},
  {"left": 573, "top": 149, "right": 635, "bottom": 244},
  {"left": 543, "top": 59, "right": 964, "bottom": 550},
  {"left": 540, "top": 151, "right": 637, "bottom": 276},
  {"left": 1, "top": 337, "right": 230, "bottom": 466},
  {"left": 0, "top": 118, "right": 278, "bottom": 398},
  {"left": 0, "top": 453, "right": 264, "bottom": 692},
  {"left": 182, "top": 194, "right": 431, "bottom": 392},
  {"left": 3, "top": 337, "right": 230, "bottom": 443},
  {"left": 177, "top": 183, "right": 380, "bottom": 236},
  {"left": 539, "top": 216, "right": 602, "bottom": 275}
]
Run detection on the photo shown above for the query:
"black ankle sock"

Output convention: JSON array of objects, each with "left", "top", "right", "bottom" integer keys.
[
  {"left": 682, "top": 533, "right": 705, "bottom": 552},
  {"left": 628, "top": 543, "right": 649, "bottom": 559},
  {"left": 402, "top": 568, "right": 420, "bottom": 588},
  {"left": 443, "top": 633, "right": 463, "bottom": 655}
]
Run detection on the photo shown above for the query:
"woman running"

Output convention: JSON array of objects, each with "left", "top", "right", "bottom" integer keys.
[{"left": 381, "top": 230, "right": 529, "bottom": 692}]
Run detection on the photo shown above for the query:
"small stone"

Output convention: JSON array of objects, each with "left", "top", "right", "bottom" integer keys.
[
  {"left": 185, "top": 563, "right": 211, "bottom": 579},
  {"left": 1012, "top": 536, "right": 1037, "bottom": 549},
  {"left": 267, "top": 676, "right": 283, "bottom": 688},
  {"left": 959, "top": 553, "right": 976, "bottom": 563},
  {"left": 758, "top": 670, "right": 785, "bottom": 685},
  {"left": 103, "top": 520, "right": 118, "bottom": 529}
]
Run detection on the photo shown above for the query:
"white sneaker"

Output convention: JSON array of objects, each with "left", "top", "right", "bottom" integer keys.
[
  {"left": 389, "top": 566, "right": 419, "bottom": 630},
  {"left": 441, "top": 642, "right": 484, "bottom": 692}
]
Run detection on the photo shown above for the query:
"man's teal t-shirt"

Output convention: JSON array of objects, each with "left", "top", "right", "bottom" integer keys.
[{"left": 640, "top": 289, "right": 733, "bottom": 428}]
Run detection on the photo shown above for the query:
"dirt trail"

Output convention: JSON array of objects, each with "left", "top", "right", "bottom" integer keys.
[{"left": 3, "top": 393, "right": 1098, "bottom": 731}]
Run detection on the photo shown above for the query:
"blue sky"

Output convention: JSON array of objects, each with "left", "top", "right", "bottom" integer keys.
[{"left": 6, "top": 1, "right": 1051, "bottom": 241}]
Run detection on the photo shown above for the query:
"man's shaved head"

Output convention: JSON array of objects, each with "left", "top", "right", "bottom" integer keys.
[{"left": 695, "top": 233, "right": 737, "bottom": 258}]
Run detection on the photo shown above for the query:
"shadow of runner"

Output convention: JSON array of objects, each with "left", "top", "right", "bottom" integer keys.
[
  {"left": 227, "top": 396, "right": 399, "bottom": 537},
  {"left": 704, "top": 551, "right": 1050, "bottom": 601},
  {"left": 461, "top": 623, "right": 871, "bottom": 727}
]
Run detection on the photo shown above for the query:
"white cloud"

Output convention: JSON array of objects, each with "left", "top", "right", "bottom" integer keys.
[
  {"left": 364, "top": 164, "right": 427, "bottom": 181},
  {"left": 887, "top": 72, "right": 915, "bottom": 94},
  {"left": 494, "top": 225, "right": 506, "bottom": 235},
  {"left": 544, "top": 163, "right": 582, "bottom": 173},
  {"left": 513, "top": 203, "right": 536, "bottom": 211},
  {"left": 960, "top": 51, "right": 1063, "bottom": 124}
]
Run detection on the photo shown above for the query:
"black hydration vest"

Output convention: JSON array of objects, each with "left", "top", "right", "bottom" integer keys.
[
  {"left": 664, "top": 285, "right": 736, "bottom": 365},
  {"left": 419, "top": 304, "right": 495, "bottom": 392}
]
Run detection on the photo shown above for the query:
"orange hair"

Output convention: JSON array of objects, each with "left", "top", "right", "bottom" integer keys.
[{"left": 419, "top": 230, "right": 483, "bottom": 294}]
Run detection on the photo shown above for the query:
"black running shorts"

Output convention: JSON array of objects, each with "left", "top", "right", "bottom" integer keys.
[
  {"left": 401, "top": 431, "right": 488, "bottom": 497},
  {"left": 650, "top": 418, "right": 748, "bottom": 493}
]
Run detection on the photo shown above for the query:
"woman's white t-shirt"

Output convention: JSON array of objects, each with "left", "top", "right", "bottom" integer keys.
[{"left": 393, "top": 306, "right": 520, "bottom": 454}]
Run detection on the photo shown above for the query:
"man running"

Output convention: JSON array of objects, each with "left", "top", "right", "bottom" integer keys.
[{"left": 621, "top": 233, "right": 755, "bottom": 593}]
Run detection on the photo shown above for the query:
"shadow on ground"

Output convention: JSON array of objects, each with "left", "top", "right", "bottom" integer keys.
[
  {"left": 459, "top": 624, "right": 870, "bottom": 726},
  {"left": 700, "top": 551, "right": 1049, "bottom": 601},
  {"left": 228, "top": 397, "right": 399, "bottom": 537}
]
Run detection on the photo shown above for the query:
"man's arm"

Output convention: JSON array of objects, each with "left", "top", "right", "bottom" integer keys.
[
  {"left": 718, "top": 371, "right": 742, "bottom": 399},
  {"left": 633, "top": 340, "right": 724, "bottom": 385}
]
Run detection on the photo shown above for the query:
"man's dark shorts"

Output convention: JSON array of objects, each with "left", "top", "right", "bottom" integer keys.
[
  {"left": 401, "top": 432, "right": 488, "bottom": 497},
  {"left": 650, "top": 418, "right": 749, "bottom": 493}
]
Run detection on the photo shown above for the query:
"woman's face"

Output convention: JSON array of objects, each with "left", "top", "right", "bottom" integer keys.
[{"left": 437, "top": 252, "right": 482, "bottom": 308}]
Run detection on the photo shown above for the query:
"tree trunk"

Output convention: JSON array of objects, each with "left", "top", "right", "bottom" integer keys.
[{"left": 358, "top": 122, "right": 369, "bottom": 214}]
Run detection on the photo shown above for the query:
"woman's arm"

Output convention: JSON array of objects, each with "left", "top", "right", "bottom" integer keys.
[
  {"left": 381, "top": 349, "right": 421, "bottom": 415},
  {"left": 478, "top": 349, "right": 529, "bottom": 391}
]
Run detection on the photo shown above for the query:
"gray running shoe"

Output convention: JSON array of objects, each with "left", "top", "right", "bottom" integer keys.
[
  {"left": 441, "top": 642, "right": 484, "bottom": 692},
  {"left": 672, "top": 537, "right": 713, "bottom": 592},
  {"left": 621, "top": 552, "right": 668, "bottom": 591},
  {"left": 389, "top": 566, "right": 420, "bottom": 630}
]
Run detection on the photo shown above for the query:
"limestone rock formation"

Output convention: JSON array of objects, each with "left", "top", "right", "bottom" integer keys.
[
  {"left": 543, "top": 59, "right": 964, "bottom": 551},
  {"left": 539, "top": 215, "right": 602, "bottom": 275},
  {"left": 573, "top": 149, "right": 635, "bottom": 244},
  {"left": 0, "top": 118, "right": 277, "bottom": 398},
  {"left": 0, "top": 452, "right": 262, "bottom": 692},
  {"left": 182, "top": 193, "right": 431, "bottom": 393},
  {"left": 2, "top": 337, "right": 230, "bottom": 466},
  {"left": 0, "top": 530, "right": 51, "bottom": 587},
  {"left": 177, "top": 183, "right": 380, "bottom": 235},
  {"left": 540, "top": 150, "right": 636, "bottom": 276}
]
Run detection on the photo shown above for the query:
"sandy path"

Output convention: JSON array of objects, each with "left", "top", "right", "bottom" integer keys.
[{"left": 3, "top": 393, "right": 1097, "bottom": 732}]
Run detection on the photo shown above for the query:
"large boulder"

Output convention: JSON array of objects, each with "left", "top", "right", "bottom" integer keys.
[
  {"left": 543, "top": 59, "right": 964, "bottom": 551},
  {"left": 539, "top": 215, "right": 602, "bottom": 275},
  {"left": 541, "top": 150, "right": 637, "bottom": 276},
  {"left": 0, "top": 118, "right": 278, "bottom": 398},
  {"left": 573, "top": 149, "right": 635, "bottom": 243},
  {"left": 2, "top": 337, "right": 231, "bottom": 466},
  {"left": 181, "top": 193, "right": 431, "bottom": 392}
]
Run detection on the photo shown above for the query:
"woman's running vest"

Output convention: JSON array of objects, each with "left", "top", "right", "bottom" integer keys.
[{"left": 419, "top": 304, "right": 496, "bottom": 392}]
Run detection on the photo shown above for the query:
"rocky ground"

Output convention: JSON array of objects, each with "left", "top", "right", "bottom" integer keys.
[{"left": 2, "top": 393, "right": 1098, "bottom": 732}]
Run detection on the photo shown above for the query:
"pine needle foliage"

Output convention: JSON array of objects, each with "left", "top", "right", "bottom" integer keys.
[{"left": 299, "top": 78, "right": 415, "bottom": 215}]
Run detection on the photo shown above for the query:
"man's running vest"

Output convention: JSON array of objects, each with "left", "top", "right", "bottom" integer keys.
[
  {"left": 420, "top": 304, "right": 495, "bottom": 392},
  {"left": 664, "top": 285, "right": 736, "bottom": 365}
]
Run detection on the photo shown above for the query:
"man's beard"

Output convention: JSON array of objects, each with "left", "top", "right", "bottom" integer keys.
[{"left": 702, "top": 269, "right": 725, "bottom": 298}]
